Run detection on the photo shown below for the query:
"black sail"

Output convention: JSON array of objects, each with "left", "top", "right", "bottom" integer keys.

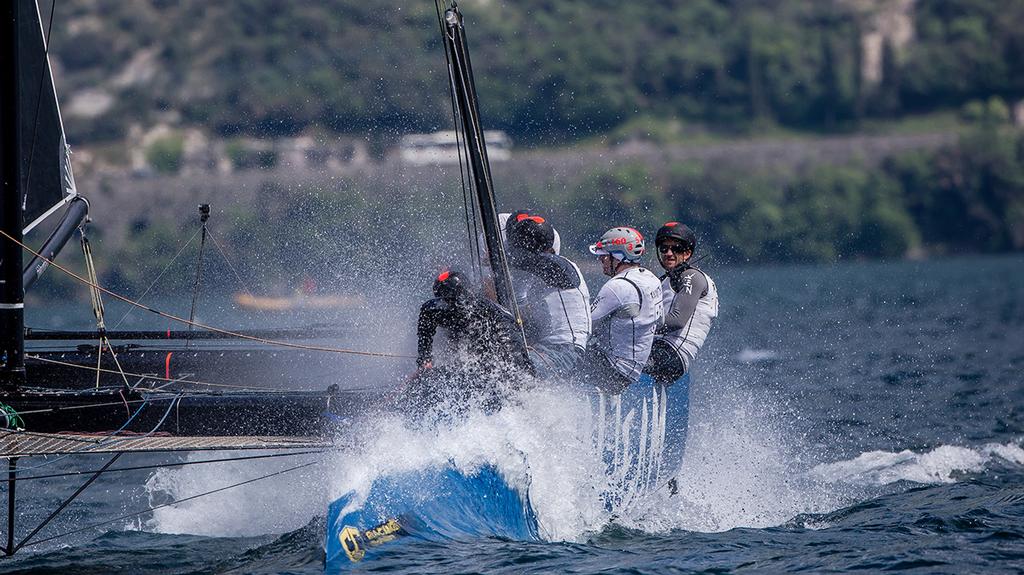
[{"left": 18, "top": 0, "right": 77, "bottom": 235}]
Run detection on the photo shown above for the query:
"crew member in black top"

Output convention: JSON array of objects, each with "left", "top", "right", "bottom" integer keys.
[
  {"left": 409, "top": 268, "right": 531, "bottom": 411},
  {"left": 416, "top": 268, "right": 530, "bottom": 374},
  {"left": 643, "top": 222, "right": 719, "bottom": 385}
]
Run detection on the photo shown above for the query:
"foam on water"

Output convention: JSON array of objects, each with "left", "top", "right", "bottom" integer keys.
[
  {"left": 628, "top": 379, "right": 847, "bottom": 534},
  {"left": 144, "top": 452, "right": 329, "bottom": 537},
  {"left": 322, "top": 383, "right": 612, "bottom": 541},
  {"left": 810, "top": 441, "right": 1024, "bottom": 485},
  {"left": 143, "top": 382, "right": 611, "bottom": 541},
  {"left": 142, "top": 370, "right": 1023, "bottom": 544}
]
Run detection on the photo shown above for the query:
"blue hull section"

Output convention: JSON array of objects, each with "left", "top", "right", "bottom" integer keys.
[
  {"left": 325, "top": 465, "right": 538, "bottom": 570},
  {"left": 324, "top": 372, "right": 689, "bottom": 571},
  {"left": 624, "top": 372, "right": 690, "bottom": 478},
  {"left": 594, "top": 373, "right": 690, "bottom": 508}
]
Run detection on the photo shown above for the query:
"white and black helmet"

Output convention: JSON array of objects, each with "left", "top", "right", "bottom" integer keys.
[{"left": 588, "top": 227, "right": 645, "bottom": 262}]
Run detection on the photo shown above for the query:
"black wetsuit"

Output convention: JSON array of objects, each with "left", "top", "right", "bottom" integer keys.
[
  {"left": 409, "top": 294, "right": 530, "bottom": 413},
  {"left": 416, "top": 294, "right": 529, "bottom": 372}
]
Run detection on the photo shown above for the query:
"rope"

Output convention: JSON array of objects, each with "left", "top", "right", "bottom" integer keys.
[
  {"left": 0, "top": 402, "right": 25, "bottom": 431},
  {"left": 0, "top": 229, "right": 413, "bottom": 359},
  {"left": 4, "top": 394, "right": 169, "bottom": 417},
  {"left": 20, "top": 460, "right": 321, "bottom": 549}
]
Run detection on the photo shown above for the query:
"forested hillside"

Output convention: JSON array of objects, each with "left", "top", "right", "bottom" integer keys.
[
  {"left": 51, "top": 0, "right": 1024, "bottom": 144},
  {"left": 27, "top": 0, "right": 1024, "bottom": 299}
]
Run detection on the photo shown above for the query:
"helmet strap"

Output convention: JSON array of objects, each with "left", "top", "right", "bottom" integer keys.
[{"left": 611, "top": 257, "right": 637, "bottom": 275}]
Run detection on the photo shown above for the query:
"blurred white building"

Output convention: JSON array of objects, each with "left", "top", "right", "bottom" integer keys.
[{"left": 399, "top": 130, "right": 511, "bottom": 165}]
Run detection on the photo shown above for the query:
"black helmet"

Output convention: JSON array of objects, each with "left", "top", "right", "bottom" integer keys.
[
  {"left": 504, "top": 210, "right": 531, "bottom": 236},
  {"left": 508, "top": 214, "right": 555, "bottom": 253},
  {"left": 433, "top": 269, "right": 469, "bottom": 302},
  {"left": 655, "top": 221, "right": 696, "bottom": 252}
]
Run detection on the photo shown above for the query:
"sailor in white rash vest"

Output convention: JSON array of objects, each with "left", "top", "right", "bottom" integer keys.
[
  {"left": 581, "top": 227, "right": 664, "bottom": 394},
  {"left": 644, "top": 221, "right": 719, "bottom": 384},
  {"left": 506, "top": 214, "right": 591, "bottom": 378}
]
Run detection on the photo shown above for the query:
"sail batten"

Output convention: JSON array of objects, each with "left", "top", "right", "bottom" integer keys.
[{"left": 18, "top": 0, "right": 78, "bottom": 236}]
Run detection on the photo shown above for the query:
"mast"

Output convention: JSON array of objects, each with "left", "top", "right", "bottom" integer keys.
[
  {"left": 1, "top": 0, "right": 26, "bottom": 392},
  {"left": 440, "top": 5, "right": 520, "bottom": 318}
]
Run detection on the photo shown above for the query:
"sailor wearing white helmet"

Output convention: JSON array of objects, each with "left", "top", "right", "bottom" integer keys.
[{"left": 581, "top": 227, "right": 664, "bottom": 394}]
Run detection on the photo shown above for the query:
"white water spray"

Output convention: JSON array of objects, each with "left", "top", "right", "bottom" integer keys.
[{"left": 142, "top": 370, "right": 1024, "bottom": 543}]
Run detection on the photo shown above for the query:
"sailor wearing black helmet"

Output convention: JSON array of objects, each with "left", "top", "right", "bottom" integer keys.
[
  {"left": 582, "top": 227, "right": 664, "bottom": 394},
  {"left": 415, "top": 269, "right": 529, "bottom": 373},
  {"left": 644, "top": 222, "right": 719, "bottom": 385},
  {"left": 505, "top": 213, "right": 591, "bottom": 378},
  {"left": 500, "top": 211, "right": 562, "bottom": 255}
]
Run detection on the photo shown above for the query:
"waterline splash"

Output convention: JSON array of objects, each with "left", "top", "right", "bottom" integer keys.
[
  {"left": 141, "top": 366, "right": 1023, "bottom": 548},
  {"left": 810, "top": 441, "right": 1024, "bottom": 486}
]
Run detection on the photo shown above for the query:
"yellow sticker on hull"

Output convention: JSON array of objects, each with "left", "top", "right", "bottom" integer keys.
[{"left": 339, "top": 526, "right": 365, "bottom": 562}]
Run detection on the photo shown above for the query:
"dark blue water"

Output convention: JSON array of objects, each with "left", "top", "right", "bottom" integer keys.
[{"left": 3, "top": 254, "right": 1022, "bottom": 574}]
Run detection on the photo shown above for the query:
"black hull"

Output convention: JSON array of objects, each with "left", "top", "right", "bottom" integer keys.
[
  {"left": 4, "top": 342, "right": 395, "bottom": 437},
  {"left": 25, "top": 345, "right": 365, "bottom": 392},
  {"left": 2, "top": 386, "right": 377, "bottom": 436}
]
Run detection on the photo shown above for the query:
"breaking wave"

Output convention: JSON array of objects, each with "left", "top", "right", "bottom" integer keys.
[
  {"left": 810, "top": 442, "right": 1024, "bottom": 486},
  {"left": 142, "top": 372, "right": 1023, "bottom": 545}
]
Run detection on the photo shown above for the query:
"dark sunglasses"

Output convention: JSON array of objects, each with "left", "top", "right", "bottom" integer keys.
[{"left": 658, "top": 244, "right": 689, "bottom": 254}]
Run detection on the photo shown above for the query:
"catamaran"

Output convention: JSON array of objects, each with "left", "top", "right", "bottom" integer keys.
[
  {"left": 0, "top": 0, "right": 397, "bottom": 556},
  {"left": 323, "top": 2, "right": 691, "bottom": 569},
  {"left": 0, "top": 0, "right": 690, "bottom": 565}
]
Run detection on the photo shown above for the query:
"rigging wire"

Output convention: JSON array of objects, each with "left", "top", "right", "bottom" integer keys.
[
  {"left": 186, "top": 206, "right": 210, "bottom": 347},
  {"left": 110, "top": 226, "right": 202, "bottom": 330},
  {"left": 205, "top": 228, "right": 270, "bottom": 323},
  {"left": 436, "top": 0, "right": 482, "bottom": 282},
  {"left": 0, "top": 229, "right": 413, "bottom": 359},
  {"left": 20, "top": 460, "right": 321, "bottom": 549},
  {"left": 8, "top": 449, "right": 330, "bottom": 482},
  {"left": 13, "top": 452, "right": 123, "bottom": 553},
  {"left": 81, "top": 233, "right": 132, "bottom": 393}
]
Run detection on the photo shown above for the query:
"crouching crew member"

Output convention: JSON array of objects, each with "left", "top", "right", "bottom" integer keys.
[
  {"left": 582, "top": 227, "right": 664, "bottom": 394},
  {"left": 506, "top": 214, "right": 591, "bottom": 379},
  {"left": 416, "top": 269, "right": 530, "bottom": 375},
  {"left": 644, "top": 222, "right": 719, "bottom": 385}
]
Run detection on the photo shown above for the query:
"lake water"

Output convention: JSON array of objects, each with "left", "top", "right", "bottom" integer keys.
[{"left": 2, "top": 254, "right": 1022, "bottom": 574}]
